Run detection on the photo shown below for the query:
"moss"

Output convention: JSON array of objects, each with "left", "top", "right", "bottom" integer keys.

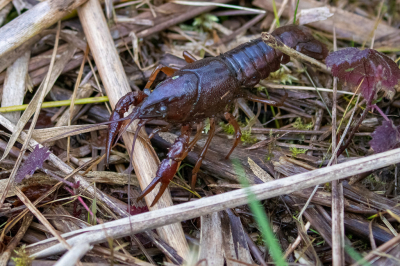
[
  {"left": 219, "top": 119, "right": 257, "bottom": 145},
  {"left": 289, "top": 146, "right": 308, "bottom": 158},
  {"left": 293, "top": 117, "right": 314, "bottom": 130},
  {"left": 12, "top": 246, "right": 33, "bottom": 266},
  {"left": 267, "top": 65, "right": 299, "bottom": 84}
]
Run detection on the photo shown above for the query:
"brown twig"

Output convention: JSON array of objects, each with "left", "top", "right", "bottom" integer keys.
[{"left": 261, "top": 32, "right": 330, "bottom": 74}]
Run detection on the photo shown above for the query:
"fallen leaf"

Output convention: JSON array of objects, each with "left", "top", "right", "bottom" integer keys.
[
  {"left": 369, "top": 120, "right": 400, "bottom": 153},
  {"left": 326, "top": 48, "right": 400, "bottom": 101},
  {"left": 15, "top": 145, "right": 50, "bottom": 183}
]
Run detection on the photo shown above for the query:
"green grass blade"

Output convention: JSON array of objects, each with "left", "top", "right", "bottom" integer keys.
[
  {"left": 344, "top": 244, "right": 372, "bottom": 266},
  {"left": 293, "top": 0, "right": 300, "bottom": 24},
  {"left": 272, "top": 0, "right": 280, "bottom": 27},
  {"left": 232, "top": 159, "right": 287, "bottom": 266},
  {"left": 0, "top": 96, "right": 109, "bottom": 113}
]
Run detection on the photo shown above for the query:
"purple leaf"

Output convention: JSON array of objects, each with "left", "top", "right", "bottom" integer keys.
[
  {"left": 326, "top": 48, "right": 400, "bottom": 101},
  {"left": 15, "top": 145, "right": 50, "bottom": 183},
  {"left": 369, "top": 120, "right": 400, "bottom": 153}
]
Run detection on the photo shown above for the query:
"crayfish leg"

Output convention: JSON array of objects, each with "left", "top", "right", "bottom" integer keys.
[
  {"left": 145, "top": 64, "right": 178, "bottom": 90},
  {"left": 224, "top": 112, "right": 242, "bottom": 160},
  {"left": 191, "top": 118, "right": 215, "bottom": 190},
  {"left": 149, "top": 125, "right": 172, "bottom": 139},
  {"left": 183, "top": 51, "right": 197, "bottom": 63}
]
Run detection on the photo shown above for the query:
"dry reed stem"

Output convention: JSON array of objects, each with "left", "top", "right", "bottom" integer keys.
[
  {"left": 0, "top": 0, "right": 87, "bottom": 71},
  {"left": 260, "top": 82, "right": 354, "bottom": 95},
  {"left": 31, "top": 124, "right": 108, "bottom": 143},
  {"left": 77, "top": 0, "right": 188, "bottom": 258},
  {"left": 331, "top": 26, "right": 345, "bottom": 266},
  {"left": 28, "top": 146, "right": 400, "bottom": 258}
]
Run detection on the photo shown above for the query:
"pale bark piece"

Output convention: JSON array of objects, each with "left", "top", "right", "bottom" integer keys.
[
  {"left": 248, "top": 157, "right": 273, "bottom": 183},
  {"left": 253, "top": 0, "right": 400, "bottom": 44},
  {"left": 25, "top": 146, "right": 400, "bottom": 259},
  {"left": 1, "top": 50, "right": 30, "bottom": 124},
  {"left": 199, "top": 212, "right": 224, "bottom": 266},
  {"left": 0, "top": 0, "right": 12, "bottom": 11},
  {"left": 77, "top": 0, "right": 188, "bottom": 258},
  {"left": 331, "top": 180, "right": 345, "bottom": 266},
  {"left": 297, "top": 7, "right": 333, "bottom": 25},
  {"left": 0, "top": 0, "right": 87, "bottom": 61},
  {"left": 221, "top": 210, "right": 253, "bottom": 266}
]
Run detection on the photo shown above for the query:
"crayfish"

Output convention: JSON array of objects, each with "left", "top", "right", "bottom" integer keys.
[{"left": 106, "top": 25, "right": 328, "bottom": 207}]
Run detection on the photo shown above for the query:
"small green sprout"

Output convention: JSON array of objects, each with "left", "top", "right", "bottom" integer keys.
[
  {"left": 203, "top": 118, "right": 211, "bottom": 134},
  {"left": 180, "top": 14, "right": 218, "bottom": 33}
]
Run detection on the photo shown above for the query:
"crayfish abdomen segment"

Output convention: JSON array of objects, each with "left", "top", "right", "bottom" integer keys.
[{"left": 222, "top": 24, "right": 328, "bottom": 88}]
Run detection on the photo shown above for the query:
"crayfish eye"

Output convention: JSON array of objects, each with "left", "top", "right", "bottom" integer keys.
[{"left": 159, "top": 105, "right": 167, "bottom": 118}]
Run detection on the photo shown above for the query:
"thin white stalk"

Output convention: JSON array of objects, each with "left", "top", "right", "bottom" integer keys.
[
  {"left": 29, "top": 146, "right": 400, "bottom": 258},
  {"left": 54, "top": 241, "right": 92, "bottom": 266},
  {"left": 260, "top": 82, "right": 354, "bottom": 95},
  {"left": 172, "top": 1, "right": 265, "bottom": 13}
]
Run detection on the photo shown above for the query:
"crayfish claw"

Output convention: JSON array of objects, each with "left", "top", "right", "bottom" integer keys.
[
  {"left": 150, "top": 182, "right": 169, "bottom": 207},
  {"left": 106, "top": 91, "right": 148, "bottom": 166},
  {"left": 136, "top": 175, "right": 162, "bottom": 203},
  {"left": 137, "top": 159, "right": 179, "bottom": 206}
]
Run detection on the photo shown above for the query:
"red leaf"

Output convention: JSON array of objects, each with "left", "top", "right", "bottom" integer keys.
[
  {"left": 326, "top": 48, "right": 400, "bottom": 101},
  {"left": 128, "top": 205, "right": 149, "bottom": 215},
  {"left": 369, "top": 120, "right": 400, "bottom": 153},
  {"left": 15, "top": 145, "right": 50, "bottom": 183}
]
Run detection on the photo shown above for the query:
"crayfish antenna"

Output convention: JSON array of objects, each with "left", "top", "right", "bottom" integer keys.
[{"left": 128, "top": 119, "right": 147, "bottom": 160}]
